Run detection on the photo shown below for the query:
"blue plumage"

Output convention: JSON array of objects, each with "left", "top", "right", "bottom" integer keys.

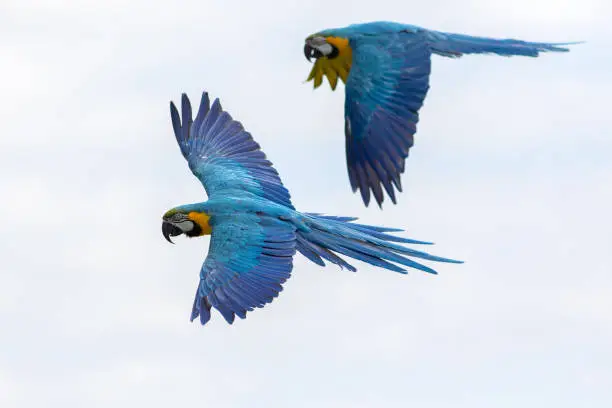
[
  {"left": 167, "top": 91, "right": 461, "bottom": 325},
  {"left": 171, "top": 93, "right": 295, "bottom": 210},
  {"left": 345, "top": 29, "right": 431, "bottom": 206},
  {"left": 306, "top": 21, "right": 579, "bottom": 207}
]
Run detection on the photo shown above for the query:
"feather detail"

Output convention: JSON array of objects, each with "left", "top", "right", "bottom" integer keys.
[{"left": 296, "top": 213, "right": 461, "bottom": 274}]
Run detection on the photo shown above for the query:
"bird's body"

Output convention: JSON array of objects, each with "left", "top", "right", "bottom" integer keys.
[
  {"left": 162, "top": 91, "right": 461, "bottom": 326},
  {"left": 303, "top": 21, "right": 578, "bottom": 207}
]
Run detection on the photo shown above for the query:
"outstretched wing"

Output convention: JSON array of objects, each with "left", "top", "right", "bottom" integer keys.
[
  {"left": 344, "top": 29, "right": 431, "bottom": 207},
  {"left": 191, "top": 212, "right": 297, "bottom": 325},
  {"left": 170, "top": 92, "right": 294, "bottom": 208}
]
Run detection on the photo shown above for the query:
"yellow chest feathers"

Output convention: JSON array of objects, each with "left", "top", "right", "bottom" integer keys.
[{"left": 307, "top": 36, "right": 353, "bottom": 90}]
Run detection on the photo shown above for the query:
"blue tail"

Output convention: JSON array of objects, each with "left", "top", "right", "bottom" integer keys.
[
  {"left": 428, "top": 30, "right": 581, "bottom": 58},
  {"left": 295, "top": 213, "right": 462, "bottom": 274}
]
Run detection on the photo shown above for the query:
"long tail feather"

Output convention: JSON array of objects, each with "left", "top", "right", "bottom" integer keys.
[
  {"left": 428, "top": 30, "right": 582, "bottom": 58},
  {"left": 295, "top": 214, "right": 462, "bottom": 274}
]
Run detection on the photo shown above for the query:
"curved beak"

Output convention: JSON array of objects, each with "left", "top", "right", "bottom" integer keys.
[
  {"left": 162, "top": 221, "right": 183, "bottom": 244},
  {"left": 304, "top": 42, "right": 323, "bottom": 62}
]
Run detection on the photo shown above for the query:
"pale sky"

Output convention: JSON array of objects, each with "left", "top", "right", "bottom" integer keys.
[{"left": 1, "top": 0, "right": 611, "bottom": 407}]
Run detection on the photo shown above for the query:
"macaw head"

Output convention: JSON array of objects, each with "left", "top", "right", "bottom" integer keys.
[
  {"left": 304, "top": 35, "right": 339, "bottom": 60},
  {"left": 303, "top": 33, "right": 352, "bottom": 90},
  {"left": 161, "top": 208, "right": 212, "bottom": 244}
]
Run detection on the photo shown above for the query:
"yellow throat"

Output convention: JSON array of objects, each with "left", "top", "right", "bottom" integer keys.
[{"left": 307, "top": 36, "right": 352, "bottom": 90}]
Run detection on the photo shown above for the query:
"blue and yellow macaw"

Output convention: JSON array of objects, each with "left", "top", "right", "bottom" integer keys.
[
  {"left": 304, "top": 21, "right": 578, "bottom": 207},
  {"left": 162, "top": 91, "right": 462, "bottom": 325}
]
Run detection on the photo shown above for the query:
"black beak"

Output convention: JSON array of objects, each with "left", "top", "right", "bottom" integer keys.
[
  {"left": 162, "top": 221, "right": 183, "bottom": 244},
  {"left": 304, "top": 43, "right": 323, "bottom": 62}
]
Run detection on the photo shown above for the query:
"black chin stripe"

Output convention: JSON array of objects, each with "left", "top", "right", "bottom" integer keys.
[
  {"left": 328, "top": 45, "right": 339, "bottom": 59},
  {"left": 185, "top": 222, "right": 202, "bottom": 237}
]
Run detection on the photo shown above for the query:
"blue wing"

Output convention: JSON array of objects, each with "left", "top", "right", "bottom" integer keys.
[
  {"left": 191, "top": 212, "right": 297, "bottom": 325},
  {"left": 170, "top": 92, "right": 294, "bottom": 209},
  {"left": 343, "top": 23, "right": 576, "bottom": 207},
  {"left": 345, "top": 29, "right": 431, "bottom": 207}
]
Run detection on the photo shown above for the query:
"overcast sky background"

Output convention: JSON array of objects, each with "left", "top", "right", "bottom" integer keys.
[{"left": 1, "top": 0, "right": 611, "bottom": 406}]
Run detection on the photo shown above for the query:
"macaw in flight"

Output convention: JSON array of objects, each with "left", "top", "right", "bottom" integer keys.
[
  {"left": 162, "top": 91, "right": 462, "bottom": 326},
  {"left": 303, "top": 21, "right": 578, "bottom": 207}
]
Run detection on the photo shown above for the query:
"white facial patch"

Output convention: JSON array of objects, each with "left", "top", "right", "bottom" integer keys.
[
  {"left": 174, "top": 220, "right": 194, "bottom": 232},
  {"left": 316, "top": 43, "right": 334, "bottom": 56}
]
